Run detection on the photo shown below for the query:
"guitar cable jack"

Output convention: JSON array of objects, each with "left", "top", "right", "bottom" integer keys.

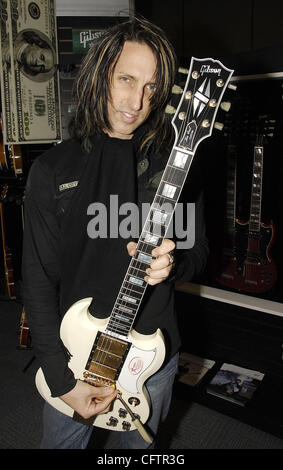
[{"left": 116, "top": 391, "right": 153, "bottom": 444}]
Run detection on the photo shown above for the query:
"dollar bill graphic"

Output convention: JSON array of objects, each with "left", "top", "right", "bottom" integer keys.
[
  {"left": 0, "top": 0, "right": 62, "bottom": 144},
  {"left": 0, "top": 0, "right": 18, "bottom": 142}
]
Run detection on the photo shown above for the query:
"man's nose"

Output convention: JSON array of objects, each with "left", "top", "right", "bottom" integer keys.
[{"left": 129, "top": 87, "right": 144, "bottom": 111}]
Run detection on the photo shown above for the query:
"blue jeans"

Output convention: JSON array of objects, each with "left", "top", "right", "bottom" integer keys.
[{"left": 40, "top": 353, "right": 179, "bottom": 449}]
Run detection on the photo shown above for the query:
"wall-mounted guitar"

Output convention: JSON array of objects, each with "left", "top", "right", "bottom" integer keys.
[
  {"left": 35, "top": 57, "right": 234, "bottom": 441},
  {"left": 0, "top": 184, "right": 16, "bottom": 299},
  {"left": 0, "top": 117, "right": 23, "bottom": 177},
  {"left": 217, "top": 98, "right": 254, "bottom": 289},
  {"left": 235, "top": 132, "right": 277, "bottom": 293}
]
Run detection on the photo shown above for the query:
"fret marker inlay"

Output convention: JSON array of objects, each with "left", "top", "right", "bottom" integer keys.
[{"left": 162, "top": 184, "right": 176, "bottom": 199}]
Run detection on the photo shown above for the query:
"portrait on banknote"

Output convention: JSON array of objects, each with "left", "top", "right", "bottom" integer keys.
[
  {"left": 12, "top": 28, "right": 56, "bottom": 82},
  {"left": 0, "top": 0, "right": 62, "bottom": 144}
]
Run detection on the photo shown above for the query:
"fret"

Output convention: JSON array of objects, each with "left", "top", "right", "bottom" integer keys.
[
  {"left": 160, "top": 182, "right": 177, "bottom": 199},
  {"left": 109, "top": 317, "right": 132, "bottom": 328},
  {"left": 150, "top": 208, "right": 169, "bottom": 225},
  {"left": 114, "top": 306, "right": 134, "bottom": 316},
  {"left": 128, "top": 276, "right": 144, "bottom": 287},
  {"left": 136, "top": 243, "right": 154, "bottom": 257},
  {"left": 120, "top": 294, "right": 138, "bottom": 305},
  {"left": 136, "top": 251, "right": 152, "bottom": 264},
  {"left": 141, "top": 232, "right": 161, "bottom": 246},
  {"left": 154, "top": 192, "right": 179, "bottom": 206},
  {"left": 166, "top": 163, "right": 186, "bottom": 173},
  {"left": 109, "top": 312, "right": 133, "bottom": 323},
  {"left": 161, "top": 172, "right": 183, "bottom": 188},
  {"left": 123, "top": 279, "right": 144, "bottom": 294},
  {"left": 151, "top": 200, "right": 174, "bottom": 216},
  {"left": 130, "top": 258, "right": 149, "bottom": 272},
  {"left": 129, "top": 263, "right": 147, "bottom": 274},
  {"left": 169, "top": 149, "right": 192, "bottom": 170},
  {"left": 115, "top": 299, "right": 136, "bottom": 310},
  {"left": 118, "top": 288, "right": 142, "bottom": 300},
  {"left": 143, "top": 221, "right": 166, "bottom": 238},
  {"left": 107, "top": 324, "right": 129, "bottom": 336}
]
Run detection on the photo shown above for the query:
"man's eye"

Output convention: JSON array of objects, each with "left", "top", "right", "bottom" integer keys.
[
  {"left": 120, "top": 76, "right": 130, "bottom": 83},
  {"left": 147, "top": 84, "right": 156, "bottom": 92}
]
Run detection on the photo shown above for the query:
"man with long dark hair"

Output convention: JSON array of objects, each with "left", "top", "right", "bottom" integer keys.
[{"left": 22, "top": 16, "right": 208, "bottom": 449}]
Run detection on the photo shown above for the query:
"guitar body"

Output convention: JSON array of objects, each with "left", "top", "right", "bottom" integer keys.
[
  {"left": 217, "top": 220, "right": 249, "bottom": 289},
  {"left": 219, "top": 219, "right": 277, "bottom": 293},
  {"left": 36, "top": 297, "right": 165, "bottom": 431},
  {"left": 236, "top": 219, "right": 277, "bottom": 293}
]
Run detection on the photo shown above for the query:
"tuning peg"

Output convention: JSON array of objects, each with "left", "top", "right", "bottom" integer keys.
[
  {"left": 172, "top": 84, "right": 183, "bottom": 94},
  {"left": 228, "top": 83, "right": 237, "bottom": 91},
  {"left": 178, "top": 67, "right": 189, "bottom": 74},
  {"left": 214, "top": 122, "right": 224, "bottom": 131},
  {"left": 220, "top": 101, "right": 231, "bottom": 112},
  {"left": 165, "top": 104, "right": 176, "bottom": 114}
]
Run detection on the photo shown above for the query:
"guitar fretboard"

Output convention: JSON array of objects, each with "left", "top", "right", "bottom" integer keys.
[
  {"left": 225, "top": 145, "right": 237, "bottom": 234},
  {"left": 106, "top": 146, "right": 193, "bottom": 338},
  {"left": 249, "top": 145, "right": 263, "bottom": 233}
]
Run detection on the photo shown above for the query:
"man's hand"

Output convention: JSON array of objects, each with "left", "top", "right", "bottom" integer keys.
[
  {"left": 127, "top": 238, "right": 175, "bottom": 286},
  {"left": 60, "top": 380, "right": 117, "bottom": 419}
]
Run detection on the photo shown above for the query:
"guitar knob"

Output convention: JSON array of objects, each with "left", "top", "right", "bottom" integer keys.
[
  {"left": 178, "top": 111, "right": 186, "bottom": 120},
  {"left": 209, "top": 99, "right": 217, "bottom": 107},
  {"left": 220, "top": 101, "right": 231, "bottom": 112},
  {"left": 214, "top": 122, "right": 224, "bottom": 131},
  {"left": 165, "top": 104, "right": 176, "bottom": 114},
  {"left": 178, "top": 67, "right": 189, "bottom": 74},
  {"left": 172, "top": 84, "right": 183, "bottom": 94},
  {"left": 106, "top": 416, "right": 118, "bottom": 427},
  {"left": 228, "top": 83, "right": 237, "bottom": 91}
]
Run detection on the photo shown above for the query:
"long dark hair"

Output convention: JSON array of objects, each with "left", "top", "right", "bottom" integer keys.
[{"left": 70, "top": 16, "right": 177, "bottom": 154}]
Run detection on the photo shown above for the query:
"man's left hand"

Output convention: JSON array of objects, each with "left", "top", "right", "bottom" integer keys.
[{"left": 127, "top": 238, "right": 175, "bottom": 286}]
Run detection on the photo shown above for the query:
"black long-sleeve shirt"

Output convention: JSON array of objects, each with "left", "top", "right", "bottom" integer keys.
[{"left": 22, "top": 133, "right": 209, "bottom": 397}]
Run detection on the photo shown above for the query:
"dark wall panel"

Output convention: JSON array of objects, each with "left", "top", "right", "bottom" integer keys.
[
  {"left": 254, "top": 0, "right": 283, "bottom": 50},
  {"left": 183, "top": 1, "right": 252, "bottom": 59},
  {"left": 135, "top": 0, "right": 183, "bottom": 57}
]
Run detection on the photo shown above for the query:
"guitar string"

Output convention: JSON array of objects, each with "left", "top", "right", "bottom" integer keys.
[{"left": 90, "top": 71, "right": 222, "bottom": 384}]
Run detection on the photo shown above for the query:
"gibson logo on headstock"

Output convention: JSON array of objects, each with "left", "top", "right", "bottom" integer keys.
[{"left": 200, "top": 65, "right": 221, "bottom": 76}]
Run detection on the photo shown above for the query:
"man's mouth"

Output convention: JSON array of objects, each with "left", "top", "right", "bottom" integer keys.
[{"left": 120, "top": 111, "right": 138, "bottom": 122}]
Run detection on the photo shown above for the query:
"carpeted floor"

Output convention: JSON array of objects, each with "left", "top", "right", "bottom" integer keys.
[{"left": 1, "top": 299, "right": 283, "bottom": 450}]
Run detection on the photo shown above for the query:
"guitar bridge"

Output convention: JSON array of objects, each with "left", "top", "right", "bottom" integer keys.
[
  {"left": 84, "top": 331, "right": 131, "bottom": 384},
  {"left": 83, "top": 371, "right": 116, "bottom": 388}
]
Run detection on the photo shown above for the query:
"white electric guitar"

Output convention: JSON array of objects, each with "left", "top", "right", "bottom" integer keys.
[{"left": 35, "top": 57, "right": 234, "bottom": 437}]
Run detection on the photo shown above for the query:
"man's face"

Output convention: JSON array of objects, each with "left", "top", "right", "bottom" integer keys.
[
  {"left": 106, "top": 41, "right": 157, "bottom": 140},
  {"left": 24, "top": 44, "right": 53, "bottom": 73}
]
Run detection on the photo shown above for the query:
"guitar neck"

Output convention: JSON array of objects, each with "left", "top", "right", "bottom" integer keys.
[
  {"left": 106, "top": 146, "right": 194, "bottom": 338},
  {"left": 104, "top": 56, "right": 234, "bottom": 338},
  {"left": 225, "top": 145, "right": 237, "bottom": 233},
  {"left": 249, "top": 145, "right": 263, "bottom": 233}
]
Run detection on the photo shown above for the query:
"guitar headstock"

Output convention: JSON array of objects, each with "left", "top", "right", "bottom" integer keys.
[{"left": 172, "top": 57, "right": 234, "bottom": 153}]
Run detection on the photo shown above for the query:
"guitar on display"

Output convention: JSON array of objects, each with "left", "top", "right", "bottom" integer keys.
[
  {"left": 218, "top": 125, "right": 277, "bottom": 293},
  {"left": 35, "top": 57, "right": 234, "bottom": 441},
  {"left": 236, "top": 135, "right": 277, "bottom": 292}
]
